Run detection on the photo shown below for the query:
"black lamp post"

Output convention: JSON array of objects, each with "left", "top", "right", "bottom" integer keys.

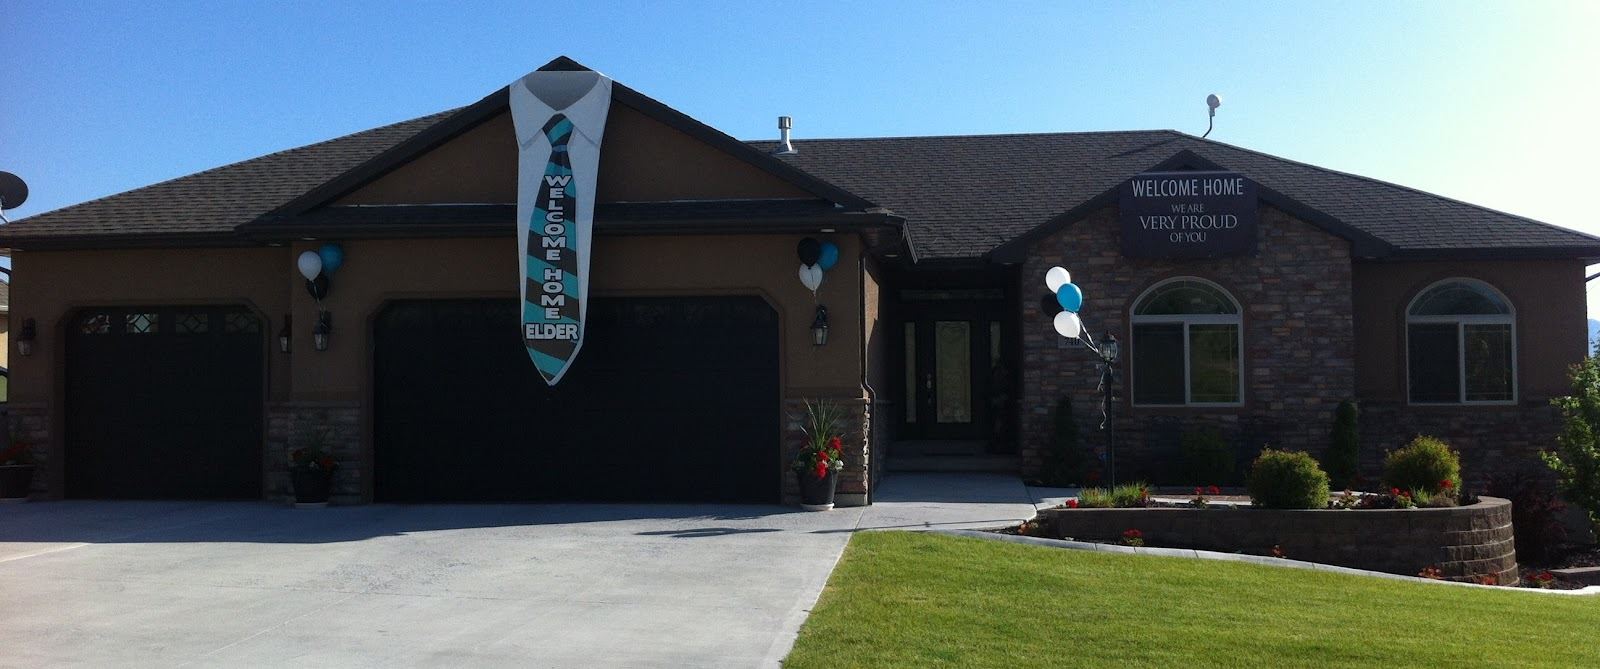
[
  {"left": 312, "top": 312, "right": 332, "bottom": 352},
  {"left": 1096, "top": 333, "right": 1120, "bottom": 487}
]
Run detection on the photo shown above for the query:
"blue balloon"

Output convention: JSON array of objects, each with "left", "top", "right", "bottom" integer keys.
[
  {"left": 1055, "top": 283, "right": 1083, "bottom": 312},
  {"left": 817, "top": 241, "right": 840, "bottom": 271},
  {"left": 318, "top": 243, "right": 345, "bottom": 276}
]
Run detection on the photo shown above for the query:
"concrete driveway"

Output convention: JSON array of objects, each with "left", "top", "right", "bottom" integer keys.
[{"left": 0, "top": 473, "right": 1038, "bottom": 668}]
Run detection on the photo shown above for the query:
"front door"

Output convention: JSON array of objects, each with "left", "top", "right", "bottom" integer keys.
[{"left": 898, "top": 299, "right": 1008, "bottom": 441}]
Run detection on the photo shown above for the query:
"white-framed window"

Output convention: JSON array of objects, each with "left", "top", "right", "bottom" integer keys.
[
  {"left": 1406, "top": 279, "right": 1516, "bottom": 405},
  {"left": 1130, "top": 278, "right": 1244, "bottom": 406}
]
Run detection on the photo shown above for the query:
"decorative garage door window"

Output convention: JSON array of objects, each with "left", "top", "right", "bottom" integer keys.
[
  {"left": 1406, "top": 279, "right": 1515, "bottom": 404},
  {"left": 1130, "top": 278, "right": 1244, "bottom": 406}
]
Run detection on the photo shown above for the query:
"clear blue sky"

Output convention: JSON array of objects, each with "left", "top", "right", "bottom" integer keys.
[{"left": 4, "top": 1, "right": 1598, "bottom": 308}]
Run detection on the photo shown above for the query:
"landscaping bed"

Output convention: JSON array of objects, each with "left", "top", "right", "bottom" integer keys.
[{"left": 1024, "top": 495, "right": 1517, "bottom": 584}]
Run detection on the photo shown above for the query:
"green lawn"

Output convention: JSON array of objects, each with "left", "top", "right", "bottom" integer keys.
[{"left": 785, "top": 532, "right": 1600, "bottom": 669}]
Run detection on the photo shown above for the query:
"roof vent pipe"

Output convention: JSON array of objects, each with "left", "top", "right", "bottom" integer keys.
[{"left": 773, "top": 116, "right": 797, "bottom": 155}]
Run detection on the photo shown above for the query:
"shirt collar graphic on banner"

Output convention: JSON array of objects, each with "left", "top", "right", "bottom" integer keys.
[{"left": 511, "top": 69, "right": 613, "bottom": 386}]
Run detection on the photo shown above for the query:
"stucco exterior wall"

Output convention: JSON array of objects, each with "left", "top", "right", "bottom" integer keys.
[{"left": 8, "top": 233, "right": 871, "bottom": 502}]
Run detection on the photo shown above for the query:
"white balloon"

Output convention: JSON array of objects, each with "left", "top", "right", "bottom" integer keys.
[
  {"left": 1045, "top": 266, "right": 1072, "bottom": 292},
  {"left": 297, "top": 251, "right": 323, "bottom": 281},
  {"left": 1053, "top": 311, "right": 1082, "bottom": 339},
  {"left": 799, "top": 263, "right": 823, "bottom": 293}
]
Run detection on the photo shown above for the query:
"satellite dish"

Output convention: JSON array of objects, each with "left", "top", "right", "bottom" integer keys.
[{"left": 0, "top": 171, "right": 28, "bottom": 210}]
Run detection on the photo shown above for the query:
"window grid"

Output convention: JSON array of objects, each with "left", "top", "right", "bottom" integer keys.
[
  {"left": 1405, "top": 279, "right": 1516, "bottom": 405},
  {"left": 1129, "top": 278, "right": 1244, "bottom": 408}
]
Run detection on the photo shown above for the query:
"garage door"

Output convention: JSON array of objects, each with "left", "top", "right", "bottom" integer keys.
[
  {"left": 373, "top": 297, "right": 780, "bottom": 503},
  {"left": 65, "top": 306, "right": 264, "bottom": 499}
]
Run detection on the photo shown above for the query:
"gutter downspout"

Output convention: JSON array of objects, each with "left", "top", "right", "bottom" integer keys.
[{"left": 859, "top": 246, "right": 877, "bottom": 506}]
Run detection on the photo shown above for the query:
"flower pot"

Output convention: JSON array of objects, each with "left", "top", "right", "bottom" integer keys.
[
  {"left": 796, "top": 468, "right": 838, "bottom": 511},
  {"left": 291, "top": 469, "right": 333, "bottom": 505},
  {"left": 0, "top": 464, "right": 35, "bottom": 501}
]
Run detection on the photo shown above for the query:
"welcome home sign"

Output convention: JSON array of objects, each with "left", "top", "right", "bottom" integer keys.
[
  {"left": 1118, "top": 170, "right": 1258, "bottom": 258},
  {"left": 511, "top": 69, "right": 613, "bottom": 385}
]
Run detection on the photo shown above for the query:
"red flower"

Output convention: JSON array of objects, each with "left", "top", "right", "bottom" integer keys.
[
  {"left": 1122, "top": 528, "right": 1142, "bottom": 539},
  {"left": 813, "top": 460, "right": 828, "bottom": 480},
  {"left": 1065, "top": 499, "right": 1079, "bottom": 509},
  {"left": 1439, "top": 479, "right": 1454, "bottom": 490},
  {"left": 1390, "top": 487, "right": 1402, "bottom": 497},
  {"left": 828, "top": 436, "right": 842, "bottom": 450},
  {"left": 1194, "top": 487, "right": 1204, "bottom": 497},
  {"left": 1207, "top": 485, "right": 1222, "bottom": 495}
]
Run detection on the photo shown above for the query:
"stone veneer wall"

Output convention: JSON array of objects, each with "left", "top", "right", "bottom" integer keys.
[
  {"left": 265, "top": 401, "right": 363, "bottom": 504},
  {"left": 1358, "top": 402, "right": 1564, "bottom": 490},
  {"left": 1035, "top": 497, "right": 1518, "bottom": 584},
  {"left": 1020, "top": 205, "right": 1355, "bottom": 484},
  {"left": 6, "top": 403, "right": 51, "bottom": 498},
  {"left": 782, "top": 394, "right": 872, "bottom": 506}
]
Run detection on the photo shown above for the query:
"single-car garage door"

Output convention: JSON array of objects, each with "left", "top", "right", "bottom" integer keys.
[
  {"left": 373, "top": 296, "right": 780, "bottom": 503},
  {"left": 65, "top": 306, "right": 265, "bottom": 499}
]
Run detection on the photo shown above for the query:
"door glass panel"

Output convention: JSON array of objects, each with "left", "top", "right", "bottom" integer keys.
[
  {"left": 934, "top": 321, "right": 972, "bottom": 424},
  {"left": 989, "top": 321, "right": 1002, "bottom": 364},
  {"left": 904, "top": 322, "right": 917, "bottom": 423}
]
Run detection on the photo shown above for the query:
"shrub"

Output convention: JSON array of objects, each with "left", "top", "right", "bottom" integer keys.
[
  {"left": 1040, "top": 396, "right": 1086, "bottom": 486},
  {"left": 1324, "top": 400, "right": 1360, "bottom": 489},
  {"left": 1078, "top": 487, "right": 1112, "bottom": 508},
  {"left": 1488, "top": 471, "right": 1569, "bottom": 564},
  {"left": 1545, "top": 354, "right": 1600, "bottom": 539},
  {"left": 1247, "top": 448, "right": 1330, "bottom": 509},
  {"left": 1383, "top": 436, "right": 1461, "bottom": 495},
  {"left": 1180, "top": 426, "right": 1235, "bottom": 484}
]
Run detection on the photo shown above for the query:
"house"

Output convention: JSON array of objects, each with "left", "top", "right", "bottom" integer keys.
[{"left": 3, "top": 56, "right": 1594, "bottom": 503}]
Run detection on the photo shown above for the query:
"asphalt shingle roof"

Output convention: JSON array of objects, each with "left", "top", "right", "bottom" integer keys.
[
  {"left": 7, "top": 108, "right": 1597, "bottom": 261},
  {"left": 5, "top": 110, "right": 457, "bottom": 239},
  {"left": 749, "top": 131, "right": 1600, "bottom": 259}
]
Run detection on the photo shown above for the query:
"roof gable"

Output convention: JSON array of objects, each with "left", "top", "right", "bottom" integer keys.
[
  {"left": 987, "top": 149, "right": 1393, "bottom": 262},
  {"left": 275, "top": 56, "right": 876, "bottom": 216}
]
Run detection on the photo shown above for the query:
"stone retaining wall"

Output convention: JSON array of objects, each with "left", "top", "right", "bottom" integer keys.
[
  {"left": 1035, "top": 496, "right": 1517, "bottom": 584},
  {"left": 265, "top": 401, "right": 363, "bottom": 504}
]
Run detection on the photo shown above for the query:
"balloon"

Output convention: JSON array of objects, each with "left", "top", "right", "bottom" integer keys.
[
  {"left": 1053, "top": 311, "right": 1083, "bottom": 339},
  {"left": 817, "top": 241, "right": 840, "bottom": 271},
  {"left": 1055, "top": 283, "right": 1084, "bottom": 312},
  {"left": 1040, "top": 293, "right": 1063, "bottom": 317},
  {"left": 798, "top": 263, "right": 823, "bottom": 293},
  {"left": 305, "top": 275, "right": 330, "bottom": 301},
  {"left": 317, "top": 243, "right": 345, "bottom": 276},
  {"left": 1045, "top": 266, "right": 1072, "bottom": 292},
  {"left": 797, "top": 238, "right": 822, "bottom": 266},
  {"left": 297, "top": 250, "right": 323, "bottom": 282}
]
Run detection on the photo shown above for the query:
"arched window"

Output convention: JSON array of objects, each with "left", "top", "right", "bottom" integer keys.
[
  {"left": 1130, "top": 278, "right": 1243, "bottom": 406},
  {"left": 1406, "top": 279, "right": 1516, "bottom": 404}
]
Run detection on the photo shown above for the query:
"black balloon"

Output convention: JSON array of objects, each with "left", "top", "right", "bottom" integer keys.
[
  {"left": 797, "top": 237, "right": 822, "bottom": 266},
  {"left": 1040, "top": 293, "right": 1064, "bottom": 317},
  {"left": 306, "top": 275, "right": 331, "bottom": 301}
]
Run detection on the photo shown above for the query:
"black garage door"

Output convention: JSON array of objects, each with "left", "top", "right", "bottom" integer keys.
[
  {"left": 373, "top": 296, "right": 780, "bottom": 503},
  {"left": 66, "top": 306, "right": 264, "bottom": 499}
]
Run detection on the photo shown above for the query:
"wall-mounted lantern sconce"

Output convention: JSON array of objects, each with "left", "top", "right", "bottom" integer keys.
[
  {"left": 1100, "top": 332, "right": 1120, "bottom": 364},
  {"left": 312, "top": 311, "right": 332, "bottom": 352},
  {"left": 810, "top": 305, "right": 830, "bottom": 347},
  {"left": 16, "top": 318, "right": 36, "bottom": 357},
  {"left": 277, "top": 314, "right": 292, "bottom": 354}
]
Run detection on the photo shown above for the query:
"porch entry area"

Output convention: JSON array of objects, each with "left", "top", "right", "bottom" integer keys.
[{"left": 889, "top": 287, "right": 1019, "bottom": 473}]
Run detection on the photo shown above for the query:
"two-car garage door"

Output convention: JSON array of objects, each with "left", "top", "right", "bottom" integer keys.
[
  {"left": 62, "top": 297, "right": 780, "bottom": 503},
  {"left": 373, "top": 296, "right": 780, "bottom": 503}
]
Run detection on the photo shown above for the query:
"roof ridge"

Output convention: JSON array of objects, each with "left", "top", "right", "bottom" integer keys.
[
  {"left": 11, "top": 109, "right": 458, "bottom": 225},
  {"left": 744, "top": 128, "right": 1176, "bottom": 144},
  {"left": 1164, "top": 130, "right": 1600, "bottom": 243}
]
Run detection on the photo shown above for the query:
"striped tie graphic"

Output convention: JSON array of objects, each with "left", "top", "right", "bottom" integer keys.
[{"left": 524, "top": 113, "right": 581, "bottom": 382}]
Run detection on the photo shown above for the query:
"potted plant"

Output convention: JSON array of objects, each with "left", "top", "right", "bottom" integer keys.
[
  {"left": 288, "top": 428, "right": 338, "bottom": 507},
  {"left": 792, "top": 399, "right": 846, "bottom": 511},
  {"left": 0, "top": 440, "right": 36, "bottom": 501}
]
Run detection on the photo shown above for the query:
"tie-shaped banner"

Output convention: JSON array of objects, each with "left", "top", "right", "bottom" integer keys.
[{"left": 512, "top": 70, "right": 612, "bottom": 385}]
